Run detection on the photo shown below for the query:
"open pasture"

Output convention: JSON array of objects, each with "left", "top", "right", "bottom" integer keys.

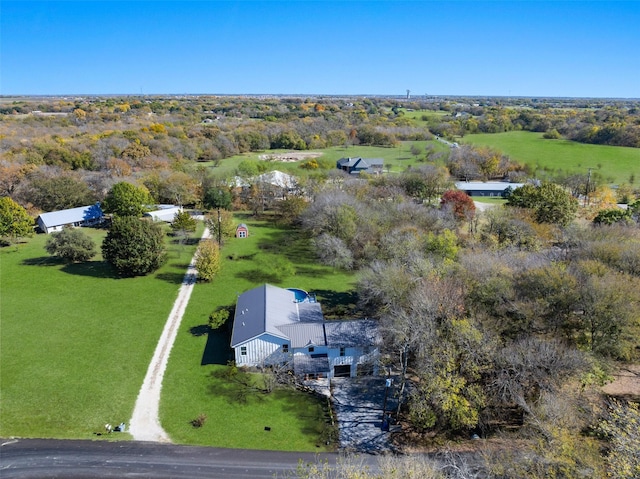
[{"left": 462, "top": 131, "right": 640, "bottom": 185}]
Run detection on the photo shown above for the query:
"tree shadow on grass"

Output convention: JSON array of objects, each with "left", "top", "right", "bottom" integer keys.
[
  {"left": 155, "top": 271, "right": 190, "bottom": 285},
  {"left": 313, "top": 289, "right": 363, "bottom": 318},
  {"left": 22, "top": 256, "right": 63, "bottom": 267},
  {"left": 207, "top": 367, "right": 269, "bottom": 405},
  {"left": 61, "top": 261, "right": 120, "bottom": 279},
  {"left": 236, "top": 269, "right": 284, "bottom": 284},
  {"left": 22, "top": 256, "right": 121, "bottom": 279}
]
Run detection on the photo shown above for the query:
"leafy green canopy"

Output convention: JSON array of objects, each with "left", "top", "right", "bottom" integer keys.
[
  {"left": 45, "top": 228, "right": 96, "bottom": 263},
  {"left": 0, "top": 196, "right": 33, "bottom": 241},
  {"left": 102, "top": 182, "right": 154, "bottom": 217},
  {"left": 102, "top": 216, "right": 166, "bottom": 276},
  {"left": 507, "top": 182, "right": 578, "bottom": 226}
]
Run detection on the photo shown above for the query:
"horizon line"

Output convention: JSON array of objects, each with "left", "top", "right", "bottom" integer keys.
[{"left": 2, "top": 93, "right": 639, "bottom": 101}]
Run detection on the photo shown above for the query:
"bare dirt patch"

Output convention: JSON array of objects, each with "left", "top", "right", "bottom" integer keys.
[
  {"left": 258, "top": 151, "right": 323, "bottom": 162},
  {"left": 602, "top": 364, "right": 640, "bottom": 399}
]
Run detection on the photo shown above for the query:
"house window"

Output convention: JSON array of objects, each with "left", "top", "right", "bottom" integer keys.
[
  {"left": 238, "top": 230, "right": 247, "bottom": 238},
  {"left": 282, "top": 344, "right": 289, "bottom": 353},
  {"left": 240, "top": 346, "right": 247, "bottom": 356},
  {"left": 339, "top": 347, "right": 346, "bottom": 357},
  {"left": 308, "top": 346, "right": 315, "bottom": 353}
]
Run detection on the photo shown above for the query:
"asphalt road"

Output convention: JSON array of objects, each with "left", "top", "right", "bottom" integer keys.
[{"left": 1, "top": 438, "right": 375, "bottom": 479}]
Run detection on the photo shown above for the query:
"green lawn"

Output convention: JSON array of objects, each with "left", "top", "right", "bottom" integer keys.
[
  {"left": 0, "top": 216, "right": 354, "bottom": 450},
  {"left": 160, "top": 214, "right": 355, "bottom": 450},
  {"left": 0, "top": 227, "right": 199, "bottom": 439},
  {"left": 462, "top": 131, "right": 640, "bottom": 185}
]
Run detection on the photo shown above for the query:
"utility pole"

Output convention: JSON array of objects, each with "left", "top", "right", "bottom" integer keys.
[
  {"left": 217, "top": 206, "right": 222, "bottom": 245},
  {"left": 382, "top": 376, "right": 392, "bottom": 431},
  {"left": 585, "top": 167, "right": 593, "bottom": 207}
]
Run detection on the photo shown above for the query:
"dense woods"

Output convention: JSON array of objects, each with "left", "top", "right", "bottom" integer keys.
[{"left": 2, "top": 94, "right": 639, "bottom": 476}]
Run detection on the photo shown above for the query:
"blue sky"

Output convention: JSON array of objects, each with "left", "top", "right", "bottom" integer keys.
[{"left": 1, "top": 1, "right": 639, "bottom": 98}]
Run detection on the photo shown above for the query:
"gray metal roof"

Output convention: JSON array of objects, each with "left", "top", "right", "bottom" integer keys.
[
  {"left": 231, "top": 284, "right": 320, "bottom": 347},
  {"left": 325, "top": 319, "right": 381, "bottom": 348},
  {"left": 455, "top": 181, "right": 524, "bottom": 192},
  {"left": 231, "top": 285, "right": 380, "bottom": 351},
  {"left": 37, "top": 204, "right": 103, "bottom": 228},
  {"left": 278, "top": 322, "right": 326, "bottom": 348},
  {"left": 337, "top": 157, "right": 384, "bottom": 168}
]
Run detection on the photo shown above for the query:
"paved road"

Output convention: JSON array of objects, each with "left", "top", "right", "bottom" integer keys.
[{"left": 0, "top": 438, "right": 373, "bottom": 479}]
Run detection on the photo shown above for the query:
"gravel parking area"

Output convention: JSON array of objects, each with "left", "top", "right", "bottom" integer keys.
[{"left": 330, "top": 377, "right": 398, "bottom": 454}]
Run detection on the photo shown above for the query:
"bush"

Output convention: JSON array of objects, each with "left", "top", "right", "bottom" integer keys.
[
  {"left": 45, "top": 228, "right": 96, "bottom": 263},
  {"left": 190, "top": 413, "right": 207, "bottom": 428},
  {"left": 208, "top": 308, "right": 230, "bottom": 330}
]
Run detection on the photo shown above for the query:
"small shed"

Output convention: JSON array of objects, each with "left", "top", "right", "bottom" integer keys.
[{"left": 235, "top": 223, "right": 249, "bottom": 238}]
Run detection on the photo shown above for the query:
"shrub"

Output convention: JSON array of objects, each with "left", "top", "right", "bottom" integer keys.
[{"left": 45, "top": 228, "right": 96, "bottom": 263}]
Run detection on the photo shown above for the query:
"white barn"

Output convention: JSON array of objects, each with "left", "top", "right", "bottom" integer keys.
[
  {"left": 143, "top": 205, "right": 182, "bottom": 223},
  {"left": 455, "top": 181, "right": 525, "bottom": 197},
  {"left": 36, "top": 204, "right": 104, "bottom": 234},
  {"left": 230, "top": 284, "right": 380, "bottom": 379}
]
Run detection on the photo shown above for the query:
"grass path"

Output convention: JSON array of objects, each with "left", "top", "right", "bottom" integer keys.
[{"left": 128, "top": 227, "right": 211, "bottom": 442}]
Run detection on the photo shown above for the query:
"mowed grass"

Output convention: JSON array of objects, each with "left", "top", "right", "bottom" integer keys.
[
  {"left": 161, "top": 214, "right": 356, "bottom": 450},
  {"left": 0, "top": 227, "right": 200, "bottom": 439},
  {"left": 462, "top": 131, "right": 640, "bottom": 185},
  {"left": 1, "top": 216, "right": 355, "bottom": 450}
]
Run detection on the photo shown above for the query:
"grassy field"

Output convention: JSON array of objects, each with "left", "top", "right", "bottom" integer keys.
[
  {"left": 0, "top": 216, "right": 355, "bottom": 450},
  {"left": 462, "top": 131, "right": 640, "bottom": 185},
  {"left": 160, "top": 214, "right": 356, "bottom": 449},
  {"left": 0, "top": 227, "right": 199, "bottom": 439},
  {"left": 198, "top": 141, "right": 448, "bottom": 179}
]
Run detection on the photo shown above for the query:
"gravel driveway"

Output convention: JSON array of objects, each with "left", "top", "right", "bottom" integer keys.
[{"left": 331, "top": 377, "right": 397, "bottom": 454}]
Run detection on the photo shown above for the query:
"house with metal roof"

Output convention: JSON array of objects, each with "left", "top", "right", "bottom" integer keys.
[
  {"left": 336, "top": 157, "right": 384, "bottom": 175},
  {"left": 230, "top": 284, "right": 380, "bottom": 378},
  {"left": 455, "top": 181, "right": 525, "bottom": 197},
  {"left": 36, "top": 203, "right": 104, "bottom": 234}
]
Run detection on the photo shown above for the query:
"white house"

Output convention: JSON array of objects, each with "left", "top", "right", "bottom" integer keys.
[
  {"left": 230, "top": 284, "right": 380, "bottom": 379},
  {"left": 36, "top": 204, "right": 104, "bottom": 234}
]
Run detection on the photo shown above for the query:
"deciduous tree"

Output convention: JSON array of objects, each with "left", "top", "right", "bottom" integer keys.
[
  {"left": 102, "top": 182, "right": 153, "bottom": 217},
  {"left": 102, "top": 216, "right": 166, "bottom": 276},
  {"left": 440, "top": 190, "right": 476, "bottom": 221},
  {"left": 507, "top": 182, "right": 578, "bottom": 226},
  {"left": 45, "top": 228, "right": 96, "bottom": 263},
  {"left": 194, "top": 238, "right": 221, "bottom": 282},
  {"left": 0, "top": 196, "right": 33, "bottom": 242}
]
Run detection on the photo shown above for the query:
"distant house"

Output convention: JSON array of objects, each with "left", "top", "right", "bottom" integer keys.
[
  {"left": 455, "top": 181, "right": 525, "bottom": 197},
  {"left": 143, "top": 205, "right": 182, "bottom": 223},
  {"left": 230, "top": 284, "right": 380, "bottom": 379},
  {"left": 235, "top": 223, "right": 249, "bottom": 238},
  {"left": 336, "top": 157, "right": 384, "bottom": 175},
  {"left": 36, "top": 204, "right": 104, "bottom": 234},
  {"left": 255, "top": 170, "right": 299, "bottom": 198}
]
